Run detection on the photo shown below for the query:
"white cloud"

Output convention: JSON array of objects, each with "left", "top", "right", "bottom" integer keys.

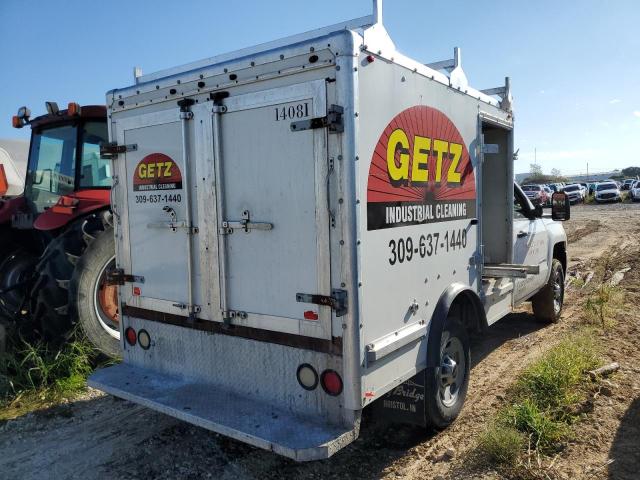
[
  {"left": 609, "top": 99, "right": 621, "bottom": 104},
  {"left": 633, "top": 111, "right": 640, "bottom": 118}
]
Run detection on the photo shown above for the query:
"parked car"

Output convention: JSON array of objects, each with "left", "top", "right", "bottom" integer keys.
[
  {"left": 521, "top": 184, "right": 549, "bottom": 206},
  {"left": 563, "top": 184, "right": 584, "bottom": 204},
  {"left": 622, "top": 179, "right": 635, "bottom": 190},
  {"left": 629, "top": 181, "right": 640, "bottom": 202},
  {"left": 595, "top": 182, "right": 622, "bottom": 203},
  {"left": 543, "top": 186, "right": 553, "bottom": 206}
]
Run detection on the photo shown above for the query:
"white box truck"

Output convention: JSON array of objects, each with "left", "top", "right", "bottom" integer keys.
[{"left": 90, "top": 1, "right": 571, "bottom": 461}]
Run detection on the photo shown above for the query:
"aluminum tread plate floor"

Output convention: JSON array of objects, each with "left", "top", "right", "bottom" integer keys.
[{"left": 89, "top": 364, "right": 356, "bottom": 461}]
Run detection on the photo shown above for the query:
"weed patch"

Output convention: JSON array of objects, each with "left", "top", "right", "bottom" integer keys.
[
  {"left": 0, "top": 328, "right": 107, "bottom": 420},
  {"left": 474, "top": 331, "right": 601, "bottom": 470}
]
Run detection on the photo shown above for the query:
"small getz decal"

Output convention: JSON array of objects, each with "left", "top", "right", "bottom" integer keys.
[
  {"left": 133, "top": 153, "right": 183, "bottom": 191},
  {"left": 367, "top": 106, "right": 476, "bottom": 230}
]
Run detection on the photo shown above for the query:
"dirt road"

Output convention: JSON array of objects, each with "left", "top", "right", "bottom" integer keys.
[{"left": 1, "top": 203, "right": 638, "bottom": 480}]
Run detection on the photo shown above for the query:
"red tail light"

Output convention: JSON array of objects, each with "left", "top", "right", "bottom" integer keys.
[
  {"left": 125, "top": 327, "right": 137, "bottom": 346},
  {"left": 320, "top": 370, "right": 343, "bottom": 396}
]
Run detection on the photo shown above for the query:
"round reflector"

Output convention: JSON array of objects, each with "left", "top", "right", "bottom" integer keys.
[
  {"left": 138, "top": 329, "right": 151, "bottom": 350},
  {"left": 124, "top": 327, "right": 137, "bottom": 346},
  {"left": 296, "top": 364, "right": 318, "bottom": 391},
  {"left": 320, "top": 370, "right": 343, "bottom": 396}
]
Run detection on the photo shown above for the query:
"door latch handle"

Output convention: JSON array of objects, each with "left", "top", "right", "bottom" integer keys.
[{"left": 517, "top": 231, "right": 529, "bottom": 238}]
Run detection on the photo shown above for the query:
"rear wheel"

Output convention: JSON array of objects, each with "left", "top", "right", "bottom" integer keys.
[
  {"left": 0, "top": 231, "right": 35, "bottom": 318},
  {"left": 70, "top": 225, "right": 120, "bottom": 358},
  {"left": 424, "top": 318, "right": 470, "bottom": 428},
  {"left": 532, "top": 259, "right": 564, "bottom": 323},
  {"left": 30, "top": 211, "right": 120, "bottom": 356}
]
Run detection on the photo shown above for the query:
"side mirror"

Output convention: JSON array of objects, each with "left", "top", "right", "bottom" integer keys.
[{"left": 551, "top": 192, "right": 570, "bottom": 221}]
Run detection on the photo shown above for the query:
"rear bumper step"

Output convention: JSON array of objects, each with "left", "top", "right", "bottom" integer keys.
[{"left": 89, "top": 364, "right": 358, "bottom": 461}]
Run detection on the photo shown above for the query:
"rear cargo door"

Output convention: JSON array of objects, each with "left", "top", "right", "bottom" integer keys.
[
  {"left": 112, "top": 109, "right": 195, "bottom": 315},
  {"left": 215, "top": 80, "right": 331, "bottom": 339}
]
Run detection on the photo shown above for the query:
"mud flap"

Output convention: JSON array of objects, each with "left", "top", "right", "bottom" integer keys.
[{"left": 371, "top": 369, "right": 428, "bottom": 427}]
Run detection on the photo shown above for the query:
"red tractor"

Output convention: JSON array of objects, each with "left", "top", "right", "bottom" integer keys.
[{"left": 0, "top": 102, "right": 119, "bottom": 357}]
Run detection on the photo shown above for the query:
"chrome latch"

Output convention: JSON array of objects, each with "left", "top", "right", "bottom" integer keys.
[
  {"left": 290, "top": 104, "right": 344, "bottom": 133},
  {"left": 220, "top": 210, "right": 273, "bottom": 234},
  {"left": 100, "top": 142, "right": 137, "bottom": 160},
  {"left": 148, "top": 206, "right": 198, "bottom": 234}
]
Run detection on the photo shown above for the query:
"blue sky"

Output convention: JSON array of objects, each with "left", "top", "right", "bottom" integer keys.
[{"left": 1, "top": 0, "right": 639, "bottom": 175}]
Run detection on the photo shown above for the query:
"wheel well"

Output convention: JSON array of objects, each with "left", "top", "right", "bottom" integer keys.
[
  {"left": 553, "top": 242, "right": 567, "bottom": 273},
  {"left": 448, "top": 290, "right": 487, "bottom": 336}
]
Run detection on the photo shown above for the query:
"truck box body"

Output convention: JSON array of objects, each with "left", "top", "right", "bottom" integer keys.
[{"left": 90, "top": 9, "right": 559, "bottom": 461}]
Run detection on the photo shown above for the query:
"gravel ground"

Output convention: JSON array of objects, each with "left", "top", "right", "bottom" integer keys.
[{"left": 0, "top": 202, "right": 638, "bottom": 480}]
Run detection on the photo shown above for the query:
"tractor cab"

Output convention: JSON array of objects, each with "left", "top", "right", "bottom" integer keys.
[{"left": 12, "top": 102, "right": 110, "bottom": 226}]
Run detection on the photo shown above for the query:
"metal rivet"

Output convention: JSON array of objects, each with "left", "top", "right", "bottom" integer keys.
[
  {"left": 338, "top": 198, "right": 343, "bottom": 204},
  {"left": 341, "top": 282, "right": 346, "bottom": 287}
]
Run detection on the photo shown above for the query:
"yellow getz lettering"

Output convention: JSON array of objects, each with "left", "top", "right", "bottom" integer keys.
[
  {"left": 433, "top": 139, "right": 449, "bottom": 183},
  {"left": 411, "top": 135, "right": 430, "bottom": 183},
  {"left": 387, "top": 129, "right": 410, "bottom": 182},
  {"left": 147, "top": 163, "right": 155, "bottom": 178},
  {"left": 447, "top": 142, "right": 462, "bottom": 183},
  {"left": 138, "top": 163, "right": 147, "bottom": 179},
  {"left": 163, "top": 161, "right": 173, "bottom": 177}
]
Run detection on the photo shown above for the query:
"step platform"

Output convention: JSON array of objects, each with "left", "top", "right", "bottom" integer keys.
[{"left": 89, "top": 364, "right": 358, "bottom": 461}]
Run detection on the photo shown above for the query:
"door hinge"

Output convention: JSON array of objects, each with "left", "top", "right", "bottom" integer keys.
[
  {"left": 100, "top": 142, "right": 137, "bottom": 160},
  {"left": 296, "top": 289, "right": 348, "bottom": 317},
  {"left": 105, "top": 268, "right": 145, "bottom": 286},
  {"left": 290, "top": 104, "right": 344, "bottom": 134}
]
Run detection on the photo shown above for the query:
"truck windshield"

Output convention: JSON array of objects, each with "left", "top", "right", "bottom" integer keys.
[
  {"left": 522, "top": 185, "right": 539, "bottom": 191},
  {"left": 27, "top": 125, "right": 77, "bottom": 213},
  {"left": 563, "top": 185, "right": 579, "bottom": 192},
  {"left": 597, "top": 183, "right": 616, "bottom": 191}
]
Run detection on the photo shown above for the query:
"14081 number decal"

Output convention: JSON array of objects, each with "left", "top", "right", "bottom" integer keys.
[
  {"left": 388, "top": 229, "right": 468, "bottom": 265},
  {"left": 275, "top": 102, "right": 309, "bottom": 121}
]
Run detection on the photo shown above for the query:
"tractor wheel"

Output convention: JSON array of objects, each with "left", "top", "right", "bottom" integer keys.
[
  {"left": 70, "top": 224, "right": 120, "bottom": 358},
  {"left": 30, "top": 212, "right": 120, "bottom": 357},
  {"left": 29, "top": 222, "right": 85, "bottom": 340},
  {"left": 0, "top": 230, "right": 36, "bottom": 319}
]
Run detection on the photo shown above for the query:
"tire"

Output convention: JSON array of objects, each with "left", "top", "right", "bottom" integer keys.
[
  {"left": 0, "top": 229, "right": 35, "bottom": 318},
  {"left": 70, "top": 225, "right": 120, "bottom": 358},
  {"left": 30, "top": 222, "right": 86, "bottom": 339},
  {"left": 532, "top": 259, "right": 564, "bottom": 323},
  {"left": 29, "top": 211, "right": 118, "bottom": 353},
  {"left": 424, "top": 318, "right": 470, "bottom": 428}
]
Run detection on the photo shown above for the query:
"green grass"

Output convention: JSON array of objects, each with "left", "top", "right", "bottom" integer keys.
[
  {"left": 476, "top": 332, "right": 601, "bottom": 467},
  {"left": 477, "top": 424, "right": 526, "bottom": 466},
  {"left": 0, "top": 328, "right": 104, "bottom": 419}
]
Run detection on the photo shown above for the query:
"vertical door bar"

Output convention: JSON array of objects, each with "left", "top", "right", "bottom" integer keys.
[
  {"left": 179, "top": 102, "right": 198, "bottom": 320},
  {"left": 212, "top": 102, "right": 230, "bottom": 324}
]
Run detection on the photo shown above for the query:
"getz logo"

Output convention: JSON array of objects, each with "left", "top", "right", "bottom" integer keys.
[
  {"left": 386, "top": 129, "right": 463, "bottom": 186},
  {"left": 137, "top": 160, "right": 174, "bottom": 179}
]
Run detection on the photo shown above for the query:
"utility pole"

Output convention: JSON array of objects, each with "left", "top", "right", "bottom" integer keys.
[
  {"left": 586, "top": 162, "right": 589, "bottom": 180},
  {"left": 534, "top": 147, "right": 537, "bottom": 164}
]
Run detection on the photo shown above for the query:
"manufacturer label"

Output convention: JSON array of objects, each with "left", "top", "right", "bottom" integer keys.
[
  {"left": 367, "top": 106, "right": 476, "bottom": 230},
  {"left": 133, "top": 153, "right": 183, "bottom": 192}
]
